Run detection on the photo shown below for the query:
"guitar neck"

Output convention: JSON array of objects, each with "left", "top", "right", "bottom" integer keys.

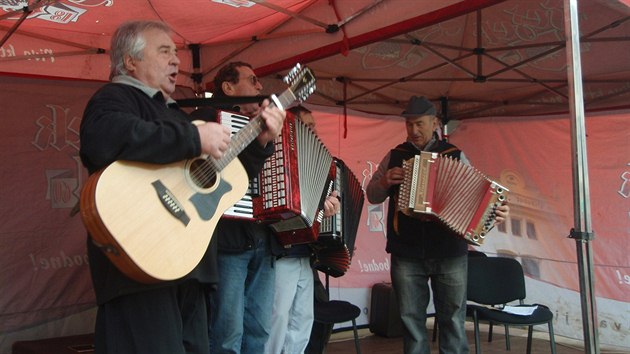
[{"left": 213, "top": 90, "right": 297, "bottom": 171}]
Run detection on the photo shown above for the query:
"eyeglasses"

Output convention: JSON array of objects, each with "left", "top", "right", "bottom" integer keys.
[{"left": 239, "top": 75, "right": 259, "bottom": 86}]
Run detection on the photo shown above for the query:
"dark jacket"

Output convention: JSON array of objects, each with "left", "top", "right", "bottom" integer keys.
[
  {"left": 80, "top": 83, "right": 273, "bottom": 304},
  {"left": 385, "top": 140, "right": 468, "bottom": 259}
]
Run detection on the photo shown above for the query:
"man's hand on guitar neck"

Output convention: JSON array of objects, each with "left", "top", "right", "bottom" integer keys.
[{"left": 256, "top": 99, "right": 286, "bottom": 147}]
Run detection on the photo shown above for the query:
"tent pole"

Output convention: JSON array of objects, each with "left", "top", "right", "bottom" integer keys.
[
  {"left": 440, "top": 96, "right": 449, "bottom": 142},
  {"left": 563, "top": 1, "right": 599, "bottom": 353}
]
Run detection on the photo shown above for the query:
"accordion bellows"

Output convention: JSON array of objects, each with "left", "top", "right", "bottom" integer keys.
[
  {"left": 397, "top": 152, "right": 508, "bottom": 245},
  {"left": 254, "top": 113, "right": 334, "bottom": 245},
  {"left": 313, "top": 159, "right": 365, "bottom": 277}
]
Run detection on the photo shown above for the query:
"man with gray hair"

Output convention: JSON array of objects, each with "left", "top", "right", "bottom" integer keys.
[
  {"left": 80, "top": 20, "right": 285, "bottom": 353},
  {"left": 366, "top": 96, "right": 509, "bottom": 354}
]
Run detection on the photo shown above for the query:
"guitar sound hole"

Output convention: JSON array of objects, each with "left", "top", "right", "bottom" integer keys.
[{"left": 189, "top": 159, "right": 217, "bottom": 189}]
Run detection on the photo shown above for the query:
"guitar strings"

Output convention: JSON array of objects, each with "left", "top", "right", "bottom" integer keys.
[
  {"left": 188, "top": 117, "right": 265, "bottom": 187},
  {"left": 187, "top": 72, "right": 307, "bottom": 188}
]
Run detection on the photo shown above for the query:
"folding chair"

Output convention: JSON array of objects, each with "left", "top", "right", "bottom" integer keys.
[
  {"left": 467, "top": 256, "right": 557, "bottom": 354},
  {"left": 313, "top": 272, "right": 362, "bottom": 354}
]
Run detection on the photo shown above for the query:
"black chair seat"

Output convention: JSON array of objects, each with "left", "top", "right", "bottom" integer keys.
[
  {"left": 467, "top": 257, "right": 556, "bottom": 354},
  {"left": 311, "top": 271, "right": 362, "bottom": 354},
  {"left": 314, "top": 300, "right": 361, "bottom": 324},
  {"left": 468, "top": 304, "right": 553, "bottom": 325}
]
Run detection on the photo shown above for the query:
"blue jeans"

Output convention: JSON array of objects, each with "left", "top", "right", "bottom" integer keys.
[
  {"left": 208, "top": 237, "right": 275, "bottom": 354},
  {"left": 391, "top": 255, "right": 469, "bottom": 354}
]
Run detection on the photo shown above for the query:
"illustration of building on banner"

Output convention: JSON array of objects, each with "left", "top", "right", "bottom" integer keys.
[{"left": 481, "top": 169, "right": 578, "bottom": 291}]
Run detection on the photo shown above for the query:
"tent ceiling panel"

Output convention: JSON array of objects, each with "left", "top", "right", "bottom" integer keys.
[
  {"left": 276, "top": 0, "right": 630, "bottom": 119},
  {"left": 1, "top": 0, "right": 628, "bottom": 119}
]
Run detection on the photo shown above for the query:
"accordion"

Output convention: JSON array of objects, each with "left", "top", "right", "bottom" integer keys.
[
  {"left": 253, "top": 113, "right": 335, "bottom": 246},
  {"left": 216, "top": 110, "right": 260, "bottom": 220},
  {"left": 397, "top": 151, "right": 508, "bottom": 245},
  {"left": 313, "top": 159, "right": 365, "bottom": 277}
]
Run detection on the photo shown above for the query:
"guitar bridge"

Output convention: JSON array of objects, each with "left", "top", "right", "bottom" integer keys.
[{"left": 152, "top": 180, "right": 191, "bottom": 226}]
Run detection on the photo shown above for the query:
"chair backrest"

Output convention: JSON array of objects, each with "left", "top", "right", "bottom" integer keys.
[
  {"left": 468, "top": 250, "right": 487, "bottom": 258},
  {"left": 467, "top": 257, "right": 526, "bottom": 306}
]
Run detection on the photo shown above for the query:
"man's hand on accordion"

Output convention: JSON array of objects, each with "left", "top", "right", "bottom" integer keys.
[
  {"left": 323, "top": 190, "right": 341, "bottom": 217},
  {"left": 494, "top": 204, "right": 510, "bottom": 225},
  {"left": 382, "top": 167, "right": 405, "bottom": 188}
]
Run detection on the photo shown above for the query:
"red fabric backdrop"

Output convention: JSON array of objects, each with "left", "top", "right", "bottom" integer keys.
[{"left": 1, "top": 75, "right": 628, "bottom": 351}]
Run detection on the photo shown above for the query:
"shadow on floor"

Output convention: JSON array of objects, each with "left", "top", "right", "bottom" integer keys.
[{"left": 324, "top": 322, "right": 594, "bottom": 354}]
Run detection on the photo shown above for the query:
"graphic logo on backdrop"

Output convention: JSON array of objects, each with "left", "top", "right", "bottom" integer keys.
[
  {"left": 362, "top": 160, "right": 386, "bottom": 237},
  {"left": 621, "top": 163, "right": 630, "bottom": 227},
  {"left": 32, "top": 104, "right": 83, "bottom": 209},
  {"left": 212, "top": 0, "right": 255, "bottom": 8},
  {"left": 619, "top": 163, "right": 630, "bottom": 198},
  {"left": 1, "top": 0, "right": 112, "bottom": 24}
]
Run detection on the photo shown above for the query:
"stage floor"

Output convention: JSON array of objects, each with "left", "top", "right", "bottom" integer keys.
[{"left": 325, "top": 321, "right": 604, "bottom": 354}]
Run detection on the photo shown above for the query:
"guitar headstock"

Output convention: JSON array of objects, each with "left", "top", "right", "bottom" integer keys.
[{"left": 283, "top": 63, "right": 316, "bottom": 103}]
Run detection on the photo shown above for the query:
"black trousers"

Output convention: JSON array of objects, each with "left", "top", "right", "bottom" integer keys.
[{"left": 94, "top": 280, "right": 209, "bottom": 354}]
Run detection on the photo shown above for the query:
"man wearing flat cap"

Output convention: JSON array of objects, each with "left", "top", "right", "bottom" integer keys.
[{"left": 366, "top": 96, "right": 509, "bottom": 354}]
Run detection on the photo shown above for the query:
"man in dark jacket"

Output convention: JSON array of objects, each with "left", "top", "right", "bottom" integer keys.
[
  {"left": 205, "top": 61, "right": 285, "bottom": 354},
  {"left": 79, "top": 22, "right": 284, "bottom": 354},
  {"left": 366, "top": 96, "right": 509, "bottom": 354}
]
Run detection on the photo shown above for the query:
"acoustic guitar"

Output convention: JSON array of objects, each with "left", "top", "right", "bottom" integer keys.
[{"left": 80, "top": 64, "right": 316, "bottom": 283}]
